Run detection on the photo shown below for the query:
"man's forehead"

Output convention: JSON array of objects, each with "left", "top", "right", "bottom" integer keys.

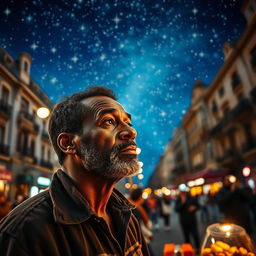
[{"left": 81, "top": 96, "right": 128, "bottom": 116}]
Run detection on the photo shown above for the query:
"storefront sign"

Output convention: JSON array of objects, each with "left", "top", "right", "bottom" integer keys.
[{"left": 0, "top": 169, "right": 13, "bottom": 181}]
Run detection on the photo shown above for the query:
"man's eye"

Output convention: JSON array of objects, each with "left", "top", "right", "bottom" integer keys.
[{"left": 103, "top": 119, "right": 115, "bottom": 126}]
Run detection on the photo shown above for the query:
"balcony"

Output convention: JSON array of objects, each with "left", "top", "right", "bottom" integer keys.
[
  {"left": 215, "top": 148, "right": 240, "bottom": 163},
  {"left": 40, "top": 159, "right": 53, "bottom": 169},
  {"left": 19, "top": 110, "right": 34, "bottom": 122},
  {"left": 0, "top": 100, "right": 12, "bottom": 118},
  {"left": 0, "top": 143, "right": 10, "bottom": 156},
  {"left": 20, "top": 147, "right": 34, "bottom": 158},
  {"left": 210, "top": 98, "right": 252, "bottom": 136},
  {"left": 18, "top": 111, "right": 39, "bottom": 134}
]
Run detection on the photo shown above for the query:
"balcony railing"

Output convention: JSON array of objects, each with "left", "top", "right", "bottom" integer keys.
[
  {"left": 216, "top": 148, "right": 241, "bottom": 163},
  {"left": 211, "top": 98, "right": 252, "bottom": 136},
  {"left": 0, "top": 101, "right": 12, "bottom": 116},
  {"left": 0, "top": 143, "right": 10, "bottom": 156},
  {"left": 40, "top": 159, "right": 53, "bottom": 169},
  {"left": 19, "top": 110, "right": 35, "bottom": 122},
  {"left": 20, "top": 147, "right": 34, "bottom": 158}
]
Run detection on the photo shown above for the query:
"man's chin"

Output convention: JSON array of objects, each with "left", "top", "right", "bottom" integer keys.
[{"left": 117, "top": 153, "right": 138, "bottom": 161}]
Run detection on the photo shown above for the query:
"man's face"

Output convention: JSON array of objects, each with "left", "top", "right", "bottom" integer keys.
[{"left": 76, "top": 96, "right": 140, "bottom": 179}]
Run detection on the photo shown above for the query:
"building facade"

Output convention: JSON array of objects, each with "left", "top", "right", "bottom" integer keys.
[
  {"left": 151, "top": 0, "right": 256, "bottom": 187},
  {"left": 0, "top": 47, "right": 57, "bottom": 199}
]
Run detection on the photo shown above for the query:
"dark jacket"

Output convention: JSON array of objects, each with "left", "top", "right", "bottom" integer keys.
[
  {"left": 175, "top": 194, "right": 199, "bottom": 225},
  {"left": 217, "top": 185, "right": 252, "bottom": 234},
  {"left": 0, "top": 169, "right": 149, "bottom": 256}
]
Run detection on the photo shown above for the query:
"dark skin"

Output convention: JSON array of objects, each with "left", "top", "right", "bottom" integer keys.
[{"left": 57, "top": 96, "right": 137, "bottom": 229}]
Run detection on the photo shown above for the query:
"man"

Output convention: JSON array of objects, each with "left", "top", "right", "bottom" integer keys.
[
  {"left": 217, "top": 175, "right": 252, "bottom": 235},
  {"left": 175, "top": 185, "right": 200, "bottom": 251},
  {"left": 0, "top": 86, "right": 149, "bottom": 255}
]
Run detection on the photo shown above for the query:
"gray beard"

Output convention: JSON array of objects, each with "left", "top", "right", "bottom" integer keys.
[{"left": 79, "top": 144, "right": 140, "bottom": 179}]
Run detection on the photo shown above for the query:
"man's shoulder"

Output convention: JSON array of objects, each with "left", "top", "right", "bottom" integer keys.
[{"left": 0, "top": 190, "right": 52, "bottom": 236}]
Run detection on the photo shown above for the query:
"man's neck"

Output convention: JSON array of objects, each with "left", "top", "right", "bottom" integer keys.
[{"left": 62, "top": 165, "right": 116, "bottom": 218}]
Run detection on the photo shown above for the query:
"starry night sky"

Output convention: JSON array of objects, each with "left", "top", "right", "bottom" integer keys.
[{"left": 0, "top": 0, "right": 246, "bottom": 186}]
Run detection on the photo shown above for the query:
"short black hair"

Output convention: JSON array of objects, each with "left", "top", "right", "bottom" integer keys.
[
  {"left": 48, "top": 86, "right": 117, "bottom": 165},
  {"left": 130, "top": 188, "right": 143, "bottom": 201}
]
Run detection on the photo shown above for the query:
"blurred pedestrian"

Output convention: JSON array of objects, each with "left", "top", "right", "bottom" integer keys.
[
  {"left": 145, "top": 194, "right": 160, "bottom": 230},
  {"left": 217, "top": 175, "right": 253, "bottom": 235},
  {"left": 160, "top": 194, "right": 172, "bottom": 230},
  {"left": 198, "top": 193, "right": 209, "bottom": 223},
  {"left": 0, "top": 192, "right": 11, "bottom": 221},
  {"left": 175, "top": 185, "right": 200, "bottom": 250},
  {"left": 207, "top": 191, "right": 219, "bottom": 223},
  {"left": 0, "top": 86, "right": 149, "bottom": 255},
  {"left": 130, "top": 188, "right": 155, "bottom": 256}
]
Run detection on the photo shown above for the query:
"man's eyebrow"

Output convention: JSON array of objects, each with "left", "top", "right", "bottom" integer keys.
[{"left": 97, "top": 108, "right": 132, "bottom": 120}]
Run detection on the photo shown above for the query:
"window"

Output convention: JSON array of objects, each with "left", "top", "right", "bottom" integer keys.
[
  {"left": 218, "top": 87, "right": 225, "bottom": 98},
  {"left": 1, "top": 87, "right": 9, "bottom": 105},
  {"left": 17, "top": 130, "right": 29, "bottom": 154},
  {"left": 0, "top": 126, "right": 5, "bottom": 144},
  {"left": 211, "top": 101, "right": 217, "bottom": 113},
  {"left": 24, "top": 61, "right": 29, "bottom": 73},
  {"left": 193, "top": 152, "right": 202, "bottom": 166},
  {"left": 20, "top": 97, "right": 29, "bottom": 112},
  {"left": 41, "top": 145, "right": 45, "bottom": 160},
  {"left": 231, "top": 72, "right": 241, "bottom": 90},
  {"left": 250, "top": 46, "right": 256, "bottom": 70},
  {"left": 31, "top": 139, "right": 35, "bottom": 157}
]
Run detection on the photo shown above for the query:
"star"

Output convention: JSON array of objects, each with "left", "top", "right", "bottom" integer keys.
[
  {"left": 3, "top": 8, "right": 11, "bottom": 16},
  {"left": 192, "top": 8, "right": 198, "bottom": 14},
  {"left": 80, "top": 25, "right": 86, "bottom": 31},
  {"left": 30, "top": 43, "right": 38, "bottom": 50},
  {"left": 99, "top": 54, "right": 106, "bottom": 61},
  {"left": 71, "top": 56, "right": 79, "bottom": 63},
  {"left": 199, "top": 52, "right": 204, "bottom": 57},
  {"left": 112, "top": 15, "right": 121, "bottom": 27},
  {"left": 50, "top": 77, "right": 57, "bottom": 84},
  {"left": 51, "top": 47, "right": 57, "bottom": 53},
  {"left": 26, "top": 15, "right": 33, "bottom": 22},
  {"left": 160, "top": 111, "right": 167, "bottom": 117}
]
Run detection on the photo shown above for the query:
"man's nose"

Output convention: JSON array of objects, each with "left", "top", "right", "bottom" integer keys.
[{"left": 119, "top": 125, "right": 137, "bottom": 140}]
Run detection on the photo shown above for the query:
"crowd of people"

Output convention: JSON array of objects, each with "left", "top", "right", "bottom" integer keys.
[
  {"left": 1, "top": 174, "right": 256, "bottom": 254},
  {"left": 125, "top": 174, "right": 256, "bottom": 254}
]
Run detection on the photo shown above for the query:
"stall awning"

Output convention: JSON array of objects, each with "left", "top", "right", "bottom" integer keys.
[
  {"left": 186, "top": 168, "right": 229, "bottom": 184},
  {"left": 0, "top": 169, "right": 13, "bottom": 182}
]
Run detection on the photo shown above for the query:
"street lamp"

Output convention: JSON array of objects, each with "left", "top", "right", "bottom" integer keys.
[{"left": 37, "top": 107, "right": 50, "bottom": 119}]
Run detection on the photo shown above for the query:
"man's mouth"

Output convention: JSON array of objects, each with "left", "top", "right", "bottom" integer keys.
[{"left": 119, "top": 145, "right": 137, "bottom": 155}]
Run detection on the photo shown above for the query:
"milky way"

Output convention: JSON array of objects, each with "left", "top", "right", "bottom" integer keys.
[{"left": 0, "top": 0, "right": 245, "bottom": 186}]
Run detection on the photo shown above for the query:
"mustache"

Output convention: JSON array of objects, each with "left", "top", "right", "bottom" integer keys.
[{"left": 111, "top": 141, "right": 137, "bottom": 154}]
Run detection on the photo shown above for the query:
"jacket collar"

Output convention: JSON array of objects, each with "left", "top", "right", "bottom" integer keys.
[{"left": 49, "top": 169, "right": 135, "bottom": 224}]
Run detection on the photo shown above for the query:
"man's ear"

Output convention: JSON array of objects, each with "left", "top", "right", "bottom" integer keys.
[{"left": 57, "top": 133, "right": 77, "bottom": 154}]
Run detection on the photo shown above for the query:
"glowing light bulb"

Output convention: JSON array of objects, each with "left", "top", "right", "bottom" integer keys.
[{"left": 37, "top": 107, "right": 50, "bottom": 119}]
